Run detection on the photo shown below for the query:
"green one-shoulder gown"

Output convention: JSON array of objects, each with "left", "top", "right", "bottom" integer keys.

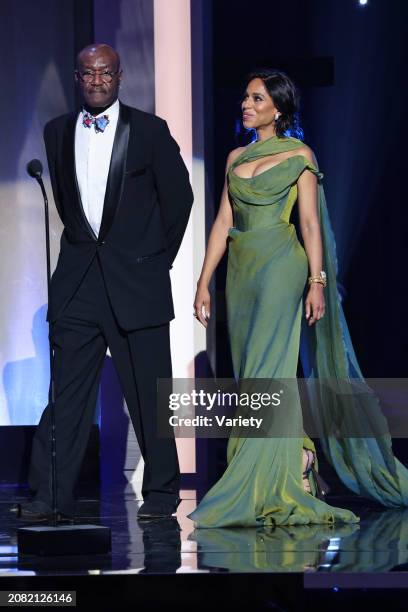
[{"left": 188, "top": 135, "right": 408, "bottom": 528}]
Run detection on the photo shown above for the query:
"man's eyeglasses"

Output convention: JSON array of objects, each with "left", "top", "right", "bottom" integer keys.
[{"left": 76, "top": 69, "right": 121, "bottom": 83}]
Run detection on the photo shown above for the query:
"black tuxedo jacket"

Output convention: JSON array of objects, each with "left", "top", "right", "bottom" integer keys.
[{"left": 44, "top": 101, "right": 194, "bottom": 330}]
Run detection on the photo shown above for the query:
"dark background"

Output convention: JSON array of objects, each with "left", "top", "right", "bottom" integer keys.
[
  {"left": 200, "top": 0, "right": 408, "bottom": 484},
  {"left": 208, "top": 0, "right": 408, "bottom": 379}
]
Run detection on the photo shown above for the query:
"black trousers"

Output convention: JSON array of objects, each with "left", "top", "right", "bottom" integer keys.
[{"left": 28, "top": 256, "right": 180, "bottom": 516}]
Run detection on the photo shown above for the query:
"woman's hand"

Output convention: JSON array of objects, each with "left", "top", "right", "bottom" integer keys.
[
  {"left": 194, "top": 284, "right": 211, "bottom": 327},
  {"left": 305, "top": 283, "right": 325, "bottom": 326}
]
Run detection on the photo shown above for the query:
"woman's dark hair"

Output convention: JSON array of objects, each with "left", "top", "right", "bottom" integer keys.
[{"left": 243, "top": 68, "right": 304, "bottom": 140}]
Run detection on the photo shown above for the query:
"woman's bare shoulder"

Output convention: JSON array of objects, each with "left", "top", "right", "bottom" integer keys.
[
  {"left": 226, "top": 146, "right": 246, "bottom": 167},
  {"left": 295, "top": 143, "right": 317, "bottom": 165}
]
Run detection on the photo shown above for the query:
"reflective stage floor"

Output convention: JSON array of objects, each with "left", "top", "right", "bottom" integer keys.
[{"left": 1, "top": 484, "right": 408, "bottom": 610}]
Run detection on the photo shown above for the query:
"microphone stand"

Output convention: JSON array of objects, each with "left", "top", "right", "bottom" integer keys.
[
  {"left": 16, "top": 161, "right": 111, "bottom": 556},
  {"left": 37, "top": 174, "right": 59, "bottom": 527}
]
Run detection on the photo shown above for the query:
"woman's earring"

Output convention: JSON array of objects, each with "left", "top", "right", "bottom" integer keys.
[{"left": 275, "top": 113, "right": 280, "bottom": 121}]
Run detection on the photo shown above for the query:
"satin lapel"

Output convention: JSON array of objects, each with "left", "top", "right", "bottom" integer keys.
[
  {"left": 63, "top": 111, "right": 97, "bottom": 240},
  {"left": 98, "top": 102, "right": 130, "bottom": 242}
]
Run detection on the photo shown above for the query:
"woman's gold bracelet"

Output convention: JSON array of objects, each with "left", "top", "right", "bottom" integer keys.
[{"left": 308, "top": 271, "right": 327, "bottom": 288}]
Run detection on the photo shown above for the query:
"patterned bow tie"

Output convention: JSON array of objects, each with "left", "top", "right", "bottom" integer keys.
[{"left": 82, "top": 109, "right": 110, "bottom": 133}]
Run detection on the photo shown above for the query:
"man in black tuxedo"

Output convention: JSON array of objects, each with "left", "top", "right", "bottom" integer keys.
[{"left": 15, "top": 44, "right": 193, "bottom": 520}]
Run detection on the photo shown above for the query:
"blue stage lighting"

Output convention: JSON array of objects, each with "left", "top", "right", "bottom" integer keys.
[{"left": 359, "top": 0, "right": 368, "bottom": 5}]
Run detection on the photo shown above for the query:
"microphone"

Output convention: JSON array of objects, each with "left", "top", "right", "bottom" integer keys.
[
  {"left": 18, "top": 156, "right": 112, "bottom": 553},
  {"left": 27, "top": 158, "right": 43, "bottom": 180}
]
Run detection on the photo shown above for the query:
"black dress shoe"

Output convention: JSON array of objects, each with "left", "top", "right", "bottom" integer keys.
[
  {"left": 10, "top": 501, "right": 74, "bottom": 523},
  {"left": 137, "top": 498, "right": 180, "bottom": 520}
]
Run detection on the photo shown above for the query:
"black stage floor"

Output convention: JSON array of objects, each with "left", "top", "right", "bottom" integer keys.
[{"left": 1, "top": 485, "right": 407, "bottom": 610}]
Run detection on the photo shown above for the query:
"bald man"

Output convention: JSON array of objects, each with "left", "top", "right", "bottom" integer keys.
[{"left": 14, "top": 44, "right": 193, "bottom": 521}]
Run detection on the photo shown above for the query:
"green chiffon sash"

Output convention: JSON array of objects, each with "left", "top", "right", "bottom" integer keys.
[{"left": 228, "top": 135, "right": 408, "bottom": 508}]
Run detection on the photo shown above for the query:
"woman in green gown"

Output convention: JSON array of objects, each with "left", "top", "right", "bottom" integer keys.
[{"left": 189, "top": 70, "right": 408, "bottom": 528}]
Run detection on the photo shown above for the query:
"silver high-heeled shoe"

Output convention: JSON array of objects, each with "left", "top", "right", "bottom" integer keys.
[{"left": 302, "top": 449, "right": 331, "bottom": 501}]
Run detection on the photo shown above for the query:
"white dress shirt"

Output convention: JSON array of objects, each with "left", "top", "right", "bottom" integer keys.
[{"left": 74, "top": 99, "right": 120, "bottom": 237}]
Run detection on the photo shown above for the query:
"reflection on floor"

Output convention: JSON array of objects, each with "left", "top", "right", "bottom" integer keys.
[{"left": 1, "top": 484, "right": 408, "bottom": 576}]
